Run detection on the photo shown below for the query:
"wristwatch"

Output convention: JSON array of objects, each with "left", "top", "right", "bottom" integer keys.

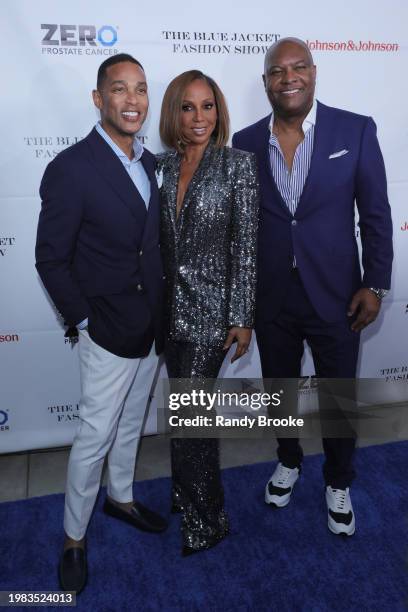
[{"left": 368, "top": 287, "right": 388, "bottom": 300}]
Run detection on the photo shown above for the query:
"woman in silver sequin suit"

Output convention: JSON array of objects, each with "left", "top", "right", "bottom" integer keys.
[{"left": 157, "top": 70, "right": 259, "bottom": 555}]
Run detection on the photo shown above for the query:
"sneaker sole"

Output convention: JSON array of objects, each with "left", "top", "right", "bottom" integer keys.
[
  {"left": 265, "top": 490, "right": 291, "bottom": 508},
  {"left": 328, "top": 520, "right": 355, "bottom": 537}
]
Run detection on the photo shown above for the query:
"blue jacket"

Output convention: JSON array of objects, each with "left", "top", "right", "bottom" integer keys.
[
  {"left": 232, "top": 101, "right": 393, "bottom": 323},
  {"left": 35, "top": 128, "right": 164, "bottom": 357}
]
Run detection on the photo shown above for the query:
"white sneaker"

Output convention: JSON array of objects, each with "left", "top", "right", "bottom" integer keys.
[
  {"left": 325, "top": 486, "right": 355, "bottom": 536},
  {"left": 265, "top": 462, "right": 300, "bottom": 507}
]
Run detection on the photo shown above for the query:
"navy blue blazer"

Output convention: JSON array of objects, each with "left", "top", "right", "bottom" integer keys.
[
  {"left": 232, "top": 101, "right": 393, "bottom": 324},
  {"left": 35, "top": 128, "right": 164, "bottom": 357}
]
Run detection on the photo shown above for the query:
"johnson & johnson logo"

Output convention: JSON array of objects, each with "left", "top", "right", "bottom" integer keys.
[
  {"left": 307, "top": 39, "right": 399, "bottom": 52},
  {"left": 0, "top": 334, "right": 19, "bottom": 343}
]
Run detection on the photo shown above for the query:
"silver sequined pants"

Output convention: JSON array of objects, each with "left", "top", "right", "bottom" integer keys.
[{"left": 165, "top": 340, "right": 229, "bottom": 551}]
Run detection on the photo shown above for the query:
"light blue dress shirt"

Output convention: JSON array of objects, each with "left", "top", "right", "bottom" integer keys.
[
  {"left": 77, "top": 123, "right": 151, "bottom": 329},
  {"left": 95, "top": 121, "right": 151, "bottom": 207}
]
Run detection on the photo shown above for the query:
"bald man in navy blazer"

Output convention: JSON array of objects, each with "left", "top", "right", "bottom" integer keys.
[
  {"left": 233, "top": 38, "right": 393, "bottom": 537},
  {"left": 36, "top": 54, "right": 167, "bottom": 593}
]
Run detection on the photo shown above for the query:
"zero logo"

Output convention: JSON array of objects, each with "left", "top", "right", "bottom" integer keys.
[
  {"left": 98, "top": 26, "right": 117, "bottom": 47},
  {"left": 41, "top": 24, "right": 118, "bottom": 47},
  {"left": 0, "top": 411, "right": 8, "bottom": 426}
]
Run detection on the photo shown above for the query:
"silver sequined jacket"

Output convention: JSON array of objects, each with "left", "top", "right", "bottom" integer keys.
[{"left": 157, "top": 144, "right": 259, "bottom": 348}]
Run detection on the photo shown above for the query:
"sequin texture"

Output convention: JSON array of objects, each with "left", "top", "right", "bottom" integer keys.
[
  {"left": 157, "top": 143, "right": 259, "bottom": 347},
  {"left": 165, "top": 340, "right": 229, "bottom": 551},
  {"left": 157, "top": 143, "right": 259, "bottom": 551}
]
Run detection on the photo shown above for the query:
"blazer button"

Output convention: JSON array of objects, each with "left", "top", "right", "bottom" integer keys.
[
  {"left": 137, "top": 283, "right": 143, "bottom": 292},
  {"left": 291, "top": 220, "right": 297, "bottom": 226},
  {"left": 139, "top": 249, "right": 143, "bottom": 256}
]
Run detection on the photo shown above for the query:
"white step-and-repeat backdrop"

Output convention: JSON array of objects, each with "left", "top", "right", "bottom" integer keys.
[{"left": 1, "top": 0, "right": 407, "bottom": 452}]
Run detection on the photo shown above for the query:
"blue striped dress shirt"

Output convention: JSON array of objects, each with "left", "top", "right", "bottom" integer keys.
[{"left": 268, "top": 100, "right": 316, "bottom": 216}]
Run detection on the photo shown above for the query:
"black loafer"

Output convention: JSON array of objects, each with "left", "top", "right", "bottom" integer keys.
[
  {"left": 103, "top": 498, "right": 168, "bottom": 533},
  {"left": 59, "top": 546, "right": 87, "bottom": 594}
]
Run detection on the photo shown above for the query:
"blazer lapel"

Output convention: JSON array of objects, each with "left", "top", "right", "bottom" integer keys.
[
  {"left": 140, "top": 150, "right": 160, "bottom": 248},
  {"left": 163, "top": 152, "right": 179, "bottom": 237},
  {"left": 295, "top": 101, "right": 332, "bottom": 216},
  {"left": 256, "top": 117, "right": 292, "bottom": 219},
  {"left": 85, "top": 128, "right": 147, "bottom": 222},
  {"left": 176, "top": 144, "right": 214, "bottom": 250}
]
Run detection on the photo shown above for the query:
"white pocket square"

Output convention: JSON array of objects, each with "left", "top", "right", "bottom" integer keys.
[
  {"left": 155, "top": 168, "right": 164, "bottom": 188},
  {"left": 329, "top": 149, "right": 349, "bottom": 159}
]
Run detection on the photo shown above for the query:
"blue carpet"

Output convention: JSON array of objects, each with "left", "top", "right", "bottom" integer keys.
[{"left": 0, "top": 441, "right": 407, "bottom": 612}]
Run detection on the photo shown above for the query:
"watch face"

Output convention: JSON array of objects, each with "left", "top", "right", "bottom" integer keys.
[{"left": 370, "top": 288, "right": 388, "bottom": 299}]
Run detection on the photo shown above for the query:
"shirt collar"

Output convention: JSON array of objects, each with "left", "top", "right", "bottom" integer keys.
[
  {"left": 268, "top": 99, "right": 317, "bottom": 137},
  {"left": 95, "top": 122, "right": 144, "bottom": 162}
]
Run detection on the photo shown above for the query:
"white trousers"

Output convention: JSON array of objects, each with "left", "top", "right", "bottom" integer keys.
[{"left": 63, "top": 329, "right": 158, "bottom": 541}]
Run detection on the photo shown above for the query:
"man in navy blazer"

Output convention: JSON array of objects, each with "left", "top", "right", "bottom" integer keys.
[
  {"left": 233, "top": 38, "right": 393, "bottom": 536},
  {"left": 36, "top": 54, "right": 167, "bottom": 593}
]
